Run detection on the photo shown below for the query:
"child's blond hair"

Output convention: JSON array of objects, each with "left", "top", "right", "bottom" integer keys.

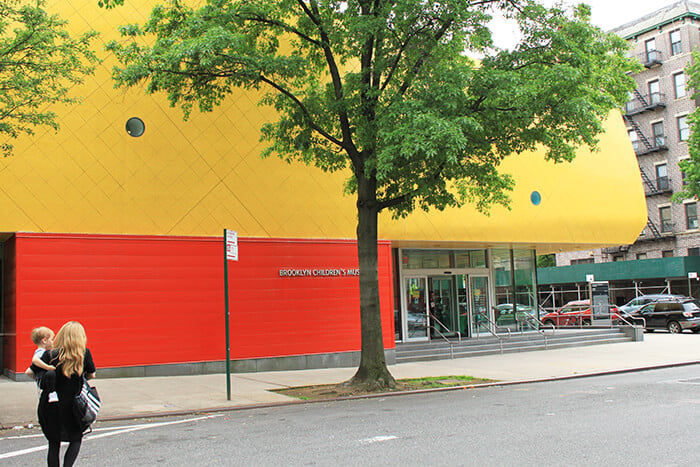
[{"left": 30, "top": 327, "right": 54, "bottom": 346}]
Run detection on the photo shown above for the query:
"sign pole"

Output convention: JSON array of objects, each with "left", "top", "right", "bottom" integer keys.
[
  {"left": 223, "top": 229, "right": 238, "bottom": 401},
  {"left": 224, "top": 229, "right": 231, "bottom": 401},
  {"left": 688, "top": 272, "right": 697, "bottom": 298}
]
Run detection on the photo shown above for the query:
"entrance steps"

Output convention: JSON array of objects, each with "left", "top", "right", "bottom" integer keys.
[{"left": 394, "top": 328, "right": 636, "bottom": 363}]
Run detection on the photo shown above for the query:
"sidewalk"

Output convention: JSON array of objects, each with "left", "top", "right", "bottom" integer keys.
[{"left": 2, "top": 333, "right": 699, "bottom": 429}]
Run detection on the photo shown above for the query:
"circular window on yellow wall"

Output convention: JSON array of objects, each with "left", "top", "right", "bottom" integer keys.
[{"left": 126, "top": 117, "right": 145, "bottom": 137}]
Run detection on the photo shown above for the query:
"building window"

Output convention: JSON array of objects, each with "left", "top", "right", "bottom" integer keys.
[
  {"left": 670, "top": 30, "right": 682, "bottom": 55},
  {"left": 678, "top": 116, "right": 690, "bottom": 141},
  {"left": 648, "top": 80, "right": 661, "bottom": 104},
  {"left": 402, "top": 249, "right": 488, "bottom": 269},
  {"left": 662, "top": 250, "right": 674, "bottom": 258},
  {"left": 645, "top": 38, "right": 658, "bottom": 62},
  {"left": 613, "top": 255, "right": 624, "bottom": 262},
  {"left": 570, "top": 258, "right": 594, "bottom": 265},
  {"left": 125, "top": 117, "right": 145, "bottom": 137},
  {"left": 637, "top": 253, "right": 648, "bottom": 260},
  {"left": 652, "top": 122, "right": 664, "bottom": 147},
  {"left": 628, "top": 129, "right": 639, "bottom": 151},
  {"left": 686, "top": 202, "right": 698, "bottom": 230},
  {"left": 655, "top": 163, "right": 668, "bottom": 190},
  {"left": 689, "top": 247, "right": 700, "bottom": 256},
  {"left": 659, "top": 206, "right": 673, "bottom": 232},
  {"left": 673, "top": 73, "right": 686, "bottom": 99}
]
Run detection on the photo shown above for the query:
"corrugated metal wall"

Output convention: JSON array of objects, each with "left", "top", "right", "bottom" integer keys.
[{"left": 5, "top": 233, "right": 394, "bottom": 373}]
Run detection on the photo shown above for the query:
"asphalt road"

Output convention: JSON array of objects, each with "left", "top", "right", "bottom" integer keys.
[{"left": 1, "top": 365, "right": 699, "bottom": 466}]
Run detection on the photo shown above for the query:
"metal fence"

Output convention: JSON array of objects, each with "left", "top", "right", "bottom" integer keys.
[{"left": 537, "top": 278, "right": 697, "bottom": 314}]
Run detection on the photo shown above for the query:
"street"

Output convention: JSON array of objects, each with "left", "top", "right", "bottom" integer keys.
[{"left": 1, "top": 365, "right": 699, "bottom": 466}]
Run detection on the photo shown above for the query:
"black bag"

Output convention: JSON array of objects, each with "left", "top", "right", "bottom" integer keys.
[{"left": 73, "top": 376, "right": 101, "bottom": 432}]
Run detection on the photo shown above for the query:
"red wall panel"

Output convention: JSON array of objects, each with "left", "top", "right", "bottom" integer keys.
[{"left": 8, "top": 233, "right": 394, "bottom": 373}]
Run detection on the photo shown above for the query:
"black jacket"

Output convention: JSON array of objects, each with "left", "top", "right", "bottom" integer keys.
[{"left": 38, "top": 348, "right": 96, "bottom": 441}]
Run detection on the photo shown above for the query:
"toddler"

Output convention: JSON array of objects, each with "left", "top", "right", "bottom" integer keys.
[{"left": 24, "top": 326, "right": 56, "bottom": 385}]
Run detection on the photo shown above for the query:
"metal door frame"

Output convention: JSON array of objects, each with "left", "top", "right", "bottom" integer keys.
[
  {"left": 468, "top": 274, "right": 493, "bottom": 336},
  {"left": 399, "top": 268, "right": 492, "bottom": 342},
  {"left": 401, "top": 276, "right": 430, "bottom": 342}
]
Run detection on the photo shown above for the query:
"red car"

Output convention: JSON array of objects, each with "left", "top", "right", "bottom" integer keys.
[{"left": 542, "top": 299, "right": 622, "bottom": 327}]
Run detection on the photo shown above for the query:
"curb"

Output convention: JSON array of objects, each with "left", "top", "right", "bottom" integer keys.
[{"left": 94, "top": 360, "right": 700, "bottom": 423}]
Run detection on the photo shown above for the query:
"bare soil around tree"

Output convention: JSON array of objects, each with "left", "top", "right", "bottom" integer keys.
[{"left": 272, "top": 375, "right": 496, "bottom": 400}]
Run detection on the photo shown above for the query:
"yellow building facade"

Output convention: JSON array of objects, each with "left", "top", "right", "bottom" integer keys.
[{"left": 0, "top": 1, "right": 647, "bottom": 377}]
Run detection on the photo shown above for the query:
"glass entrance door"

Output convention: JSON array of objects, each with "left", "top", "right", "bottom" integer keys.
[
  {"left": 470, "top": 276, "right": 491, "bottom": 336},
  {"left": 402, "top": 273, "right": 492, "bottom": 341},
  {"left": 404, "top": 277, "right": 429, "bottom": 341},
  {"left": 428, "top": 277, "right": 457, "bottom": 337}
]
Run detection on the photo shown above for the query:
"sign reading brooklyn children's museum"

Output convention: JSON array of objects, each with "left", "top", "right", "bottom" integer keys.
[{"left": 279, "top": 268, "right": 360, "bottom": 277}]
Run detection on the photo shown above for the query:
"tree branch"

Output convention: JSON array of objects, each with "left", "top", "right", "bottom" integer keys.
[
  {"left": 377, "top": 191, "right": 415, "bottom": 212},
  {"left": 377, "top": 162, "right": 447, "bottom": 212},
  {"left": 379, "top": 27, "right": 420, "bottom": 92},
  {"left": 303, "top": 0, "right": 361, "bottom": 169},
  {"left": 397, "top": 17, "right": 454, "bottom": 97},
  {"left": 239, "top": 13, "right": 322, "bottom": 47},
  {"left": 258, "top": 74, "right": 345, "bottom": 149}
]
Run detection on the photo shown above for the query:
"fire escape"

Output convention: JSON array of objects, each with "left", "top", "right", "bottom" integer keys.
[
  {"left": 623, "top": 89, "right": 668, "bottom": 156},
  {"left": 620, "top": 49, "right": 670, "bottom": 247}
]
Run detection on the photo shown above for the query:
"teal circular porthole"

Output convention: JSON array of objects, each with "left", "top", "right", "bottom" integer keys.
[
  {"left": 530, "top": 191, "right": 541, "bottom": 205},
  {"left": 126, "top": 117, "right": 145, "bottom": 137}
]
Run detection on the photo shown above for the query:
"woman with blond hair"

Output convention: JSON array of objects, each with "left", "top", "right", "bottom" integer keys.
[{"left": 38, "top": 321, "right": 96, "bottom": 467}]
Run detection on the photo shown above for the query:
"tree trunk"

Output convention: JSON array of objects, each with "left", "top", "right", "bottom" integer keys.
[{"left": 347, "top": 177, "right": 396, "bottom": 390}]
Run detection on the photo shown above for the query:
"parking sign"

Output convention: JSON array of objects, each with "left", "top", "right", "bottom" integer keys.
[{"left": 226, "top": 230, "right": 238, "bottom": 261}]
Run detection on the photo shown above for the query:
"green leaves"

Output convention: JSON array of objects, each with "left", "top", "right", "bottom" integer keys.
[
  {"left": 106, "top": 0, "right": 637, "bottom": 216},
  {"left": 0, "top": 0, "right": 99, "bottom": 156},
  {"left": 98, "top": 0, "right": 125, "bottom": 9},
  {"left": 674, "top": 50, "right": 700, "bottom": 202}
]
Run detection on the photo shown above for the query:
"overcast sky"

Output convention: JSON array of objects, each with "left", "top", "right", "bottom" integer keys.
[
  {"left": 491, "top": 0, "right": 677, "bottom": 48},
  {"left": 571, "top": 0, "right": 674, "bottom": 30}
]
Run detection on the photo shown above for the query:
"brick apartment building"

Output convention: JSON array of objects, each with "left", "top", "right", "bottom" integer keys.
[{"left": 541, "top": 1, "right": 700, "bottom": 307}]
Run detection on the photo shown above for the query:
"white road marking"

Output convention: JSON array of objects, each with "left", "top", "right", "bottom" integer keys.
[
  {"left": 0, "top": 414, "right": 222, "bottom": 460},
  {"left": 0, "top": 445, "right": 46, "bottom": 459},
  {"left": 0, "top": 433, "right": 45, "bottom": 441},
  {"left": 358, "top": 435, "right": 398, "bottom": 445},
  {"left": 1, "top": 422, "right": 167, "bottom": 441}
]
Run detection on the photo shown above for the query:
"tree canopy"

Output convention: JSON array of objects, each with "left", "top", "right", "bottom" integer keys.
[
  {"left": 0, "top": 0, "right": 98, "bottom": 157},
  {"left": 105, "top": 0, "right": 637, "bottom": 388},
  {"left": 675, "top": 50, "right": 700, "bottom": 201}
]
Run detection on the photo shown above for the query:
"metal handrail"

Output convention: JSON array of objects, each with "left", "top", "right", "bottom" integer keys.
[
  {"left": 474, "top": 313, "right": 511, "bottom": 354},
  {"left": 613, "top": 313, "right": 646, "bottom": 328},
  {"left": 515, "top": 311, "right": 554, "bottom": 334},
  {"left": 428, "top": 322, "right": 455, "bottom": 359},
  {"left": 518, "top": 312, "right": 553, "bottom": 332},
  {"left": 429, "top": 312, "right": 461, "bottom": 342},
  {"left": 516, "top": 313, "right": 555, "bottom": 349}
]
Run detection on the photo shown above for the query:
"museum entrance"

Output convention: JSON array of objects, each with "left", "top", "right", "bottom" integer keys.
[
  {"left": 397, "top": 247, "right": 538, "bottom": 343},
  {"left": 429, "top": 274, "right": 491, "bottom": 339},
  {"left": 402, "top": 271, "right": 493, "bottom": 342}
]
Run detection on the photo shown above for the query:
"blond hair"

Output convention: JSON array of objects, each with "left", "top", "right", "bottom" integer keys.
[
  {"left": 30, "top": 327, "right": 54, "bottom": 345},
  {"left": 53, "top": 321, "right": 87, "bottom": 377}
]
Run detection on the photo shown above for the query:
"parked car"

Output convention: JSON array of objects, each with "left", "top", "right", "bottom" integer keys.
[
  {"left": 494, "top": 304, "right": 537, "bottom": 327},
  {"left": 617, "top": 294, "right": 689, "bottom": 316},
  {"left": 630, "top": 299, "right": 700, "bottom": 333},
  {"left": 541, "top": 299, "right": 621, "bottom": 327}
]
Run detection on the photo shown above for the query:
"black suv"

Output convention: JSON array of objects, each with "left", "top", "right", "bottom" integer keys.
[{"left": 632, "top": 299, "right": 700, "bottom": 333}]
